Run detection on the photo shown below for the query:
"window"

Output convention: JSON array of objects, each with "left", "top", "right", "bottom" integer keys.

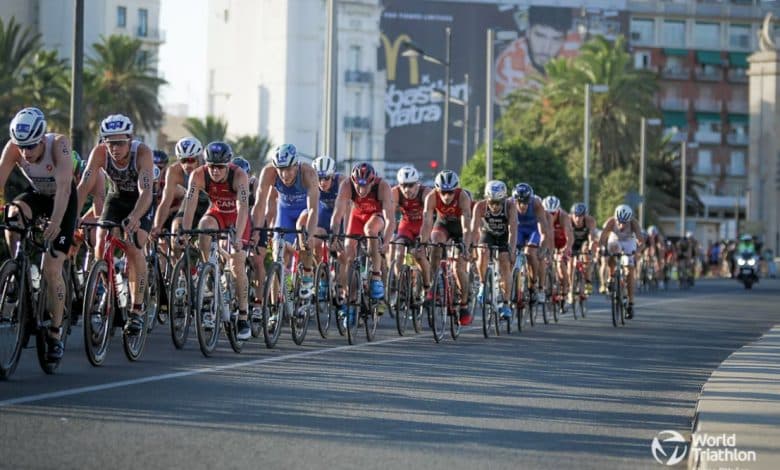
[
  {"left": 137, "top": 50, "right": 148, "bottom": 68},
  {"left": 634, "top": 51, "right": 651, "bottom": 70},
  {"left": 348, "top": 45, "right": 361, "bottom": 70},
  {"left": 729, "top": 24, "right": 751, "bottom": 49},
  {"left": 730, "top": 151, "right": 746, "bottom": 176},
  {"left": 138, "top": 8, "right": 148, "bottom": 37},
  {"left": 662, "top": 20, "right": 686, "bottom": 46},
  {"left": 696, "top": 149, "right": 713, "bottom": 175},
  {"left": 693, "top": 22, "right": 720, "bottom": 48},
  {"left": 630, "top": 18, "right": 654, "bottom": 45},
  {"left": 117, "top": 6, "right": 126, "bottom": 27},
  {"left": 353, "top": 91, "right": 362, "bottom": 115}
]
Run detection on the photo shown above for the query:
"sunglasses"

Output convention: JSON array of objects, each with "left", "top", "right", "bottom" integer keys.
[
  {"left": 401, "top": 183, "right": 416, "bottom": 189},
  {"left": 207, "top": 164, "right": 227, "bottom": 170},
  {"left": 318, "top": 175, "right": 332, "bottom": 182},
  {"left": 180, "top": 157, "right": 198, "bottom": 164},
  {"left": 104, "top": 138, "right": 130, "bottom": 147},
  {"left": 18, "top": 142, "right": 38, "bottom": 151},
  {"left": 440, "top": 190, "right": 455, "bottom": 195}
]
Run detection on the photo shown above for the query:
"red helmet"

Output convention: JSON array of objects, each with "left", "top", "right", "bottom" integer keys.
[{"left": 351, "top": 162, "right": 376, "bottom": 186}]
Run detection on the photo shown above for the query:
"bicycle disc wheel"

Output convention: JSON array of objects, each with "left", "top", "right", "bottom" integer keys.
[
  {"left": 290, "top": 268, "right": 310, "bottom": 346},
  {"left": 195, "top": 263, "right": 220, "bottom": 356},
  {"left": 395, "top": 266, "right": 411, "bottom": 336},
  {"left": 482, "top": 269, "right": 494, "bottom": 338},
  {"left": 0, "top": 260, "right": 26, "bottom": 379},
  {"left": 83, "top": 259, "right": 113, "bottom": 366},
  {"left": 346, "top": 264, "right": 361, "bottom": 345},
  {"left": 314, "top": 261, "right": 333, "bottom": 339},
  {"left": 430, "top": 268, "right": 447, "bottom": 343},
  {"left": 168, "top": 255, "right": 192, "bottom": 349},
  {"left": 262, "top": 263, "right": 284, "bottom": 349}
]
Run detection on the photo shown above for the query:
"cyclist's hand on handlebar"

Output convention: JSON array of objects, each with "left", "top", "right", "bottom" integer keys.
[
  {"left": 123, "top": 215, "right": 140, "bottom": 234},
  {"left": 42, "top": 219, "right": 61, "bottom": 243}
]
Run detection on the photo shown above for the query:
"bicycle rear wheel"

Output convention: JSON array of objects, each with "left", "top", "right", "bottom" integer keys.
[
  {"left": 345, "top": 264, "right": 362, "bottom": 345},
  {"left": 0, "top": 260, "right": 26, "bottom": 379},
  {"left": 262, "top": 263, "right": 284, "bottom": 349},
  {"left": 83, "top": 260, "right": 113, "bottom": 366},
  {"left": 122, "top": 303, "right": 150, "bottom": 362},
  {"left": 168, "top": 255, "right": 192, "bottom": 349},
  {"left": 195, "top": 263, "right": 220, "bottom": 356},
  {"left": 143, "top": 256, "right": 160, "bottom": 334},
  {"left": 395, "top": 266, "right": 411, "bottom": 336},
  {"left": 430, "top": 268, "right": 447, "bottom": 343},
  {"left": 314, "top": 261, "right": 333, "bottom": 338},
  {"left": 224, "top": 280, "right": 244, "bottom": 354}
]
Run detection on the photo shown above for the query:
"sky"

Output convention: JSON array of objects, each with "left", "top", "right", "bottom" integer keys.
[{"left": 158, "top": 0, "right": 208, "bottom": 118}]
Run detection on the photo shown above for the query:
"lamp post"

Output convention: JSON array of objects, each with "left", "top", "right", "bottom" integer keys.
[
  {"left": 69, "top": 0, "right": 84, "bottom": 158},
  {"left": 432, "top": 73, "right": 469, "bottom": 170},
  {"left": 680, "top": 140, "right": 699, "bottom": 237},
  {"left": 583, "top": 83, "right": 609, "bottom": 210},
  {"left": 639, "top": 117, "right": 662, "bottom": 228},
  {"left": 402, "top": 27, "right": 451, "bottom": 170}
]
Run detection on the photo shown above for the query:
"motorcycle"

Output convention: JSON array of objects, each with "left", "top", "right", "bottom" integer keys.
[{"left": 736, "top": 251, "right": 760, "bottom": 289}]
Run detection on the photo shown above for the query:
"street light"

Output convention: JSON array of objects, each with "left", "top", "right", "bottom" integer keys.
[
  {"left": 639, "top": 117, "right": 662, "bottom": 228},
  {"left": 485, "top": 28, "right": 518, "bottom": 182},
  {"left": 680, "top": 140, "right": 699, "bottom": 237},
  {"left": 583, "top": 83, "right": 609, "bottom": 210},
  {"left": 432, "top": 73, "right": 469, "bottom": 170},
  {"left": 403, "top": 27, "right": 451, "bottom": 171}
]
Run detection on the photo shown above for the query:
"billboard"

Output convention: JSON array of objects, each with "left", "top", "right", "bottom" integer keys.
[{"left": 379, "top": 1, "right": 628, "bottom": 172}]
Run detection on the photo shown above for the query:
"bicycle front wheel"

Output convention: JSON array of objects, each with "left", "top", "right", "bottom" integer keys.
[
  {"left": 345, "top": 263, "right": 362, "bottom": 345},
  {"left": 430, "top": 268, "right": 447, "bottom": 343},
  {"left": 482, "top": 269, "right": 495, "bottom": 338},
  {"left": 168, "top": 255, "right": 192, "bottom": 349},
  {"left": 0, "top": 260, "right": 26, "bottom": 379},
  {"left": 195, "top": 263, "right": 221, "bottom": 356},
  {"left": 395, "top": 266, "right": 411, "bottom": 336},
  {"left": 314, "top": 261, "right": 333, "bottom": 339},
  {"left": 83, "top": 259, "right": 113, "bottom": 366},
  {"left": 290, "top": 268, "right": 310, "bottom": 346},
  {"left": 262, "top": 263, "right": 284, "bottom": 349},
  {"left": 610, "top": 277, "right": 621, "bottom": 328}
]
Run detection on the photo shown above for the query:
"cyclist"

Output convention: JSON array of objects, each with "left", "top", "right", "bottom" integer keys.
[
  {"left": 598, "top": 204, "right": 643, "bottom": 319},
  {"left": 77, "top": 114, "right": 154, "bottom": 336},
  {"left": 330, "top": 162, "right": 395, "bottom": 303},
  {"left": 542, "top": 195, "right": 574, "bottom": 308},
  {"left": 251, "top": 144, "right": 320, "bottom": 298},
  {"left": 419, "top": 170, "right": 472, "bottom": 325},
  {"left": 568, "top": 202, "right": 597, "bottom": 297},
  {"left": 512, "top": 183, "right": 553, "bottom": 303},
  {"left": 152, "top": 149, "right": 169, "bottom": 195},
  {"left": 471, "top": 180, "right": 517, "bottom": 320},
  {"left": 72, "top": 149, "right": 105, "bottom": 251},
  {"left": 180, "top": 141, "right": 252, "bottom": 340},
  {"left": 232, "top": 156, "right": 254, "bottom": 197},
  {"left": 642, "top": 225, "right": 665, "bottom": 287},
  {"left": 298, "top": 155, "right": 340, "bottom": 264},
  {"left": 0, "top": 107, "right": 77, "bottom": 361},
  {"left": 676, "top": 231, "right": 695, "bottom": 285},
  {"left": 389, "top": 165, "right": 432, "bottom": 301}
]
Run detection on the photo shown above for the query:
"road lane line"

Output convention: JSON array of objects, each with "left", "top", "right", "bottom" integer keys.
[{"left": 0, "top": 295, "right": 706, "bottom": 408}]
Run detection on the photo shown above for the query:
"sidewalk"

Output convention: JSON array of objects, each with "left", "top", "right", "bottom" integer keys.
[{"left": 689, "top": 325, "right": 780, "bottom": 469}]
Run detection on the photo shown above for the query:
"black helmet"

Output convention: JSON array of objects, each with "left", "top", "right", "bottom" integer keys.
[
  {"left": 204, "top": 141, "right": 233, "bottom": 164},
  {"left": 153, "top": 149, "right": 169, "bottom": 166}
]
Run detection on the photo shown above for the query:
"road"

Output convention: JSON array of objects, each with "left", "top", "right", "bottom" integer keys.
[{"left": 1, "top": 278, "right": 778, "bottom": 469}]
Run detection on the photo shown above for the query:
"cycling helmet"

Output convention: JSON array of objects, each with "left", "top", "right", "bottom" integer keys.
[
  {"left": 273, "top": 143, "right": 298, "bottom": 168},
  {"left": 232, "top": 156, "right": 250, "bottom": 173},
  {"left": 153, "top": 165, "right": 162, "bottom": 182},
  {"left": 512, "top": 183, "right": 533, "bottom": 203},
  {"left": 312, "top": 156, "right": 336, "bottom": 177},
  {"left": 99, "top": 114, "right": 133, "bottom": 138},
  {"left": 175, "top": 137, "right": 203, "bottom": 159},
  {"left": 204, "top": 141, "right": 233, "bottom": 164},
  {"left": 9, "top": 107, "right": 47, "bottom": 146},
  {"left": 484, "top": 180, "right": 508, "bottom": 201},
  {"left": 542, "top": 195, "right": 561, "bottom": 213},
  {"left": 571, "top": 202, "right": 587, "bottom": 216},
  {"left": 615, "top": 204, "right": 633, "bottom": 223},
  {"left": 685, "top": 231, "right": 694, "bottom": 239},
  {"left": 351, "top": 162, "right": 376, "bottom": 186},
  {"left": 434, "top": 170, "right": 459, "bottom": 191},
  {"left": 648, "top": 225, "right": 659, "bottom": 237},
  {"left": 153, "top": 149, "right": 169, "bottom": 166},
  {"left": 396, "top": 165, "right": 420, "bottom": 184}
]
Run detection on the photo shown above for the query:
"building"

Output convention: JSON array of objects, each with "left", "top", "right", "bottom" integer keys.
[
  {"left": 206, "top": 0, "right": 385, "bottom": 169},
  {"left": 1, "top": 0, "right": 164, "bottom": 144}
]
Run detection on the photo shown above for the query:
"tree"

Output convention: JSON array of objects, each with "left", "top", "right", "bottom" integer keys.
[
  {"left": 21, "top": 50, "right": 71, "bottom": 133},
  {"left": 230, "top": 134, "right": 274, "bottom": 168},
  {"left": 85, "top": 35, "right": 166, "bottom": 140},
  {"left": 593, "top": 167, "right": 637, "bottom": 224},
  {"left": 183, "top": 115, "right": 228, "bottom": 144},
  {"left": 461, "top": 138, "right": 574, "bottom": 207},
  {"left": 0, "top": 17, "right": 44, "bottom": 137}
]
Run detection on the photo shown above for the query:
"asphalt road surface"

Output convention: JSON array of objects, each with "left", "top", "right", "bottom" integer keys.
[{"left": 1, "top": 277, "right": 778, "bottom": 470}]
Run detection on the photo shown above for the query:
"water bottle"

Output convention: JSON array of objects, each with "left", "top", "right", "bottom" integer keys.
[
  {"left": 220, "top": 276, "right": 231, "bottom": 321},
  {"left": 30, "top": 265, "right": 41, "bottom": 291},
  {"left": 116, "top": 272, "right": 129, "bottom": 309}
]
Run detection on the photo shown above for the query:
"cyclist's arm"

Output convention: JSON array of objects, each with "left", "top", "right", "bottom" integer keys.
[
  {"left": 379, "top": 180, "right": 395, "bottom": 243},
  {"left": 301, "top": 164, "right": 320, "bottom": 238},
  {"left": 535, "top": 198, "right": 553, "bottom": 251},
  {"left": 130, "top": 144, "right": 154, "bottom": 222},
  {"left": 250, "top": 165, "right": 275, "bottom": 229},
  {"left": 458, "top": 190, "right": 472, "bottom": 248},
  {"left": 599, "top": 218, "right": 615, "bottom": 248},
  {"left": 77, "top": 145, "right": 105, "bottom": 214},
  {"left": 389, "top": 186, "right": 399, "bottom": 229},
  {"left": 0, "top": 141, "right": 20, "bottom": 198},
  {"left": 562, "top": 210, "right": 574, "bottom": 254},
  {"left": 419, "top": 191, "right": 436, "bottom": 244},
  {"left": 233, "top": 169, "right": 250, "bottom": 242},
  {"left": 87, "top": 170, "right": 106, "bottom": 217},
  {"left": 507, "top": 201, "right": 518, "bottom": 250},
  {"left": 49, "top": 135, "right": 74, "bottom": 227},
  {"left": 470, "top": 200, "right": 485, "bottom": 237},
  {"left": 631, "top": 219, "right": 643, "bottom": 250},
  {"left": 181, "top": 169, "right": 205, "bottom": 231},
  {"left": 153, "top": 166, "right": 181, "bottom": 230},
  {"left": 329, "top": 179, "right": 350, "bottom": 234}
]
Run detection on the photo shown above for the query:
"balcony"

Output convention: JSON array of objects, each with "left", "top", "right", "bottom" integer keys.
[
  {"left": 660, "top": 97, "right": 689, "bottom": 111},
  {"left": 344, "top": 70, "right": 373, "bottom": 85},
  {"left": 136, "top": 27, "right": 165, "bottom": 43},
  {"left": 727, "top": 68, "right": 748, "bottom": 83},
  {"left": 343, "top": 116, "right": 371, "bottom": 131},
  {"left": 726, "top": 100, "right": 748, "bottom": 113},
  {"left": 695, "top": 66, "right": 722, "bottom": 82},
  {"left": 661, "top": 66, "right": 690, "bottom": 80},
  {"left": 727, "top": 132, "right": 749, "bottom": 146},
  {"left": 694, "top": 98, "right": 722, "bottom": 112},
  {"left": 694, "top": 129, "right": 722, "bottom": 144}
]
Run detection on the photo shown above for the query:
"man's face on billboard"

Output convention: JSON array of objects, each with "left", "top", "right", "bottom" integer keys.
[{"left": 528, "top": 23, "right": 565, "bottom": 71}]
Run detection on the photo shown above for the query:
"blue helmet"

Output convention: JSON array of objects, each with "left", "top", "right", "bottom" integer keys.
[
  {"left": 571, "top": 202, "right": 587, "bottom": 216},
  {"left": 512, "top": 183, "right": 533, "bottom": 203},
  {"left": 232, "top": 156, "right": 250, "bottom": 173},
  {"left": 153, "top": 149, "right": 169, "bottom": 166},
  {"left": 205, "top": 141, "right": 233, "bottom": 164},
  {"left": 273, "top": 144, "right": 298, "bottom": 168}
]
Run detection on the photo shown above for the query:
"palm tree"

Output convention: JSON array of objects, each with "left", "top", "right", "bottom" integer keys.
[
  {"left": 22, "top": 50, "right": 71, "bottom": 133},
  {"left": 85, "top": 34, "right": 166, "bottom": 140},
  {"left": 183, "top": 116, "right": 228, "bottom": 144},
  {"left": 230, "top": 134, "right": 274, "bottom": 167},
  {"left": 0, "top": 17, "right": 43, "bottom": 137}
]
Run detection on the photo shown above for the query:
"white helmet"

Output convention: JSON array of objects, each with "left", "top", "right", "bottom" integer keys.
[
  {"left": 175, "top": 137, "right": 203, "bottom": 159},
  {"left": 152, "top": 165, "right": 162, "bottom": 182},
  {"left": 9, "top": 107, "right": 46, "bottom": 146},
  {"left": 434, "top": 170, "right": 459, "bottom": 191},
  {"left": 542, "top": 195, "right": 561, "bottom": 213},
  {"left": 397, "top": 166, "right": 420, "bottom": 184},
  {"left": 99, "top": 114, "right": 134, "bottom": 138},
  {"left": 484, "top": 180, "right": 507, "bottom": 200},
  {"left": 615, "top": 204, "right": 633, "bottom": 223},
  {"left": 273, "top": 144, "right": 298, "bottom": 168},
  {"left": 312, "top": 156, "right": 336, "bottom": 177},
  {"left": 685, "top": 231, "right": 694, "bottom": 239},
  {"left": 648, "top": 225, "right": 659, "bottom": 236}
]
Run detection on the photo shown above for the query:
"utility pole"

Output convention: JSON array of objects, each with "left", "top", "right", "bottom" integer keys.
[{"left": 70, "top": 0, "right": 84, "bottom": 158}]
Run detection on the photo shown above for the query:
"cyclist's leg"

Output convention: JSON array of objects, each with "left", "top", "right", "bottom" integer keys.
[
  {"left": 4, "top": 197, "right": 33, "bottom": 253},
  {"left": 364, "top": 214, "right": 385, "bottom": 299},
  {"left": 127, "top": 207, "right": 152, "bottom": 323}
]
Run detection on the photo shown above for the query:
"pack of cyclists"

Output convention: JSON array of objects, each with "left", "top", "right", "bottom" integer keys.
[{"left": 0, "top": 106, "right": 703, "bottom": 377}]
